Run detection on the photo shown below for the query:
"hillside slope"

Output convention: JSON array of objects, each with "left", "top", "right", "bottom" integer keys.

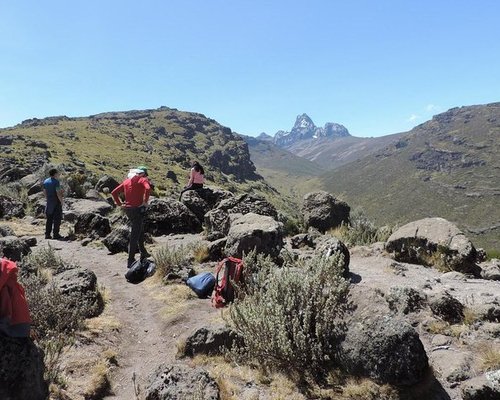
[
  {"left": 0, "top": 107, "right": 267, "bottom": 194},
  {"left": 320, "top": 102, "right": 500, "bottom": 250},
  {"left": 244, "top": 135, "right": 324, "bottom": 198}
]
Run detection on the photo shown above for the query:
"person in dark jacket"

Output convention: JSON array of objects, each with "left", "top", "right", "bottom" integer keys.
[
  {"left": 43, "top": 168, "right": 64, "bottom": 240},
  {"left": 111, "top": 169, "right": 151, "bottom": 267}
]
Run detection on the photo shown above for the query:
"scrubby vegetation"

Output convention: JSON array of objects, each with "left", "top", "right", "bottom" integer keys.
[
  {"left": 330, "top": 208, "right": 393, "bottom": 246},
  {"left": 229, "top": 250, "right": 350, "bottom": 376},
  {"left": 153, "top": 245, "right": 192, "bottom": 279}
]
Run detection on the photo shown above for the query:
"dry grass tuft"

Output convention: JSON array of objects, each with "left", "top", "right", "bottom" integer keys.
[
  {"left": 340, "top": 378, "right": 398, "bottom": 400},
  {"left": 82, "top": 350, "right": 117, "bottom": 400},
  {"left": 478, "top": 342, "right": 500, "bottom": 372},
  {"left": 193, "top": 244, "right": 210, "bottom": 263},
  {"left": 85, "top": 315, "right": 121, "bottom": 335}
]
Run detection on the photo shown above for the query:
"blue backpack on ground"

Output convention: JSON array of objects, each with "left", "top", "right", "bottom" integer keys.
[{"left": 186, "top": 272, "right": 216, "bottom": 298}]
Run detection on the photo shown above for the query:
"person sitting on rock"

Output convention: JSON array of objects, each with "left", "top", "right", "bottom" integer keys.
[
  {"left": 179, "top": 161, "right": 205, "bottom": 200},
  {"left": 43, "top": 168, "right": 64, "bottom": 240},
  {"left": 111, "top": 169, "right": 151, "bottom": 267}
]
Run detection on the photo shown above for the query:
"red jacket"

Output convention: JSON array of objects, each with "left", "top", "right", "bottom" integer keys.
[
  {"left": 111, "top": 175, "right": 151, "bottom": 207},
  {"left": 0, "top": 258, "right": 31, "bottom": 333}
]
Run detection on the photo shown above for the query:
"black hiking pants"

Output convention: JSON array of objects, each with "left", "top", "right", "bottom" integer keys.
[
  {"left": 45, "top": 202, "right": 62, "bottom": 237},
  {"left": 125, "top": 206, "right": 148, "bottom": 264},
  {"left": 179, "top": 183, "right": 203, "bottom": 200}
]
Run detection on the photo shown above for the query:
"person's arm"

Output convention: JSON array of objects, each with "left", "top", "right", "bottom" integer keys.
[
  {"left": 56, "top": 188, "right": 64, "bottom": 204},
  {"left": 187, "top": 169, "right": 194, "bottom": 187},
  {"left": 111, "top": 183, "right": 125, "bottom": 206},
  {"left": 143, "top": 180, "right": 151, "bottom": 205}
]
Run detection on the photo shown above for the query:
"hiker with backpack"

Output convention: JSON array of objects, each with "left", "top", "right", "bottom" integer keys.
[
  {"left": 43, "top": 168, "right": 64, "bottom": 240},
  {"left": 179, "top": 161, "right": 205, "bottom": 200},
  {"left": 111, "top": 168, "right": 151, "bottom": 267}
]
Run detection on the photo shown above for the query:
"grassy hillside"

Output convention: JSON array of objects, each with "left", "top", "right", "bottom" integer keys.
[
  {"left": 0, "top": 107, "right": 295, "bottom": 210},
  {"left": 320, "top": 103, "right": 500, "bottom": 250},
  {"left": 244, "top": 135, "right": 323, "bottom": 198}
]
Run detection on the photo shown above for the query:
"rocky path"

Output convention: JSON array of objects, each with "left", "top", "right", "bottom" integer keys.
[{"left": 36, "top": 235, "right": 217, "bottom": 399}]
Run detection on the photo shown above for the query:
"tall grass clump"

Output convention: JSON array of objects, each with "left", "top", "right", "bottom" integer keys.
[
  {"left": 330, "top": 208, "right": 392, "bottom": 246},
  {"left": 153, "top": 245, "right": 192, "bottom": 278},
  {"left": 230, "top": 251, "right": 350, "bottom": 375}
]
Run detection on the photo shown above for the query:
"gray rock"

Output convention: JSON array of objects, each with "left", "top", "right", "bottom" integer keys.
[
  {"left": 290, "top": 233, "right": 318, "bottom": 249},
  {"left": 146, "top": 364, "right": 219, "bottom": 400},
  {"left": 461, "top": 370, "right": 500, "bottom": 400},
  {"left": 473, "top": 303, "right": 500, "bottom": 323},
  {"left": 316, "top": 237, "right": 350, "bottom": 277},
  {"left": 339, "top": 288, "right": 429, "bottom": 386},
  {"left": 85, "top": 189, "right": 102, "bottom": 200},
  {"left": 0, "top": 236, "right": 31, "bottom": 261},
  {"left": 66, "top": 198, "right": 113, "bottom": 216},
  {"left": 225, "top": 213, "right": 284, "bottom": 259},
  {"left": 0, "top": 225, "right": 15, "bottom": 237},
  {"left": 181, "top": 190, "right": 210, "bottom": 222},
  {"left": 95, "top": 175, "right": 119, "bottom": 193},
  {"left": 480, "top": 259, "right": 500, "bottom": 281},
  {"left": 207, "top": 238, "right": 227, "bottom": 261},
  {"left": 0, "top": 337, "right": 48, "bottom": 400},
  {"left": 386, "top": 286, "right": 427, "bottom": 315},
  {"left": 301, "top": 191, "right": 350, "bottom": 233},
  {"left": 0, "top": 195, "right": 25, "bottom": 219},
  {"left": 204, "top": 208, "right": 230, "bottom": 241},
  {"left": 217, "top": 193, "right": 277, "bottom": 219},
  {"left": 53, "top": 266, "right": 103, "bottom": 318},
  {"left": 144, "top": 198, "right": 201, "bottom": 235},
  {"left": 103, "top": 226, "right": 130, "bottom": 254},
  {"left": 441, "top": 271, "right": 468, "bottom": 281},
  {"left": 429, "top": 291, "right": 464, "bottom": 323},
  {"left": 184, "top": 325, "right": 242, "bottom": 357},
  {"left": 386, "top": 217, "right": 480, "bottom": 275},
  {"left": 74, "top": 212, "right": 111, "bottom": 238}
]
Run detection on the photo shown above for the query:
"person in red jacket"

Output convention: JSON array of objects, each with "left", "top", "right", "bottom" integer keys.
[
  {"left": 0, "top": 258, "right": 31, "bottom": 337},
  {"left": 111, "top": 169, "right": 151, "bottom": 267}
]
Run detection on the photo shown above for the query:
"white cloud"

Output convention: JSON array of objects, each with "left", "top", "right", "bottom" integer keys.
[
  {"left": 407, "top": 114, "right": 420, "bottom": 122},
  {"left": 425, "top": 104, "right": 439, "bottom": 112}
]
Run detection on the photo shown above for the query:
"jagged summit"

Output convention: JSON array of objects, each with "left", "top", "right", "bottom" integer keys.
[{"left": 274, "top": 113, "right": 350, "bottom": 147}]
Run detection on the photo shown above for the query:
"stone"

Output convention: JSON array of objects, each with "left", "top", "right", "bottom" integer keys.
[
  {"left": 95, "top": 175, "right": 119, "bottom": 193},
  {"left": 339, "top": 288, "right": 429, "bottom": 386},
  {"left": 74, "top": 212, "right": 111, "bottom": 238},
  {"left": 301, "top": 191, "right": 350, "bottom": 233},
  {"left": 0, "top": 336, "right": 48, "bottom": 400},
  {"left": 181, "top": 190, "right": 210, "bottom": 222},
  {"left": 316, "top": 237, "right": 350, "bottom": 277},
  {"left": 66, "top": 198, "right": 112, "bottom": 216},
  {"left": 204, "top": 208, "right": 230, "bottom": 241},
  {"left": 429, "top": 291, "right": 464, "bottom": 324},
  {"left": 53, "top": 266, "right": 103, "bottom": 318},
  {"left": 461, "top": 370, "right": 500, "bottom": 400},
  {"left": 0, "top": 225, "right": 15, "bottom": 237},
  {"left": 184, "top": 325, "right": 242, "bottom": 357},
  {"left": 217, "top": 193, "right": 277, "bottom": 219},
  {"left": 290, "top": 233, "right": 317, "bottom": 249},
  {"left": 0, "top": 195, "right": 25, "bottom": 219},
  {"left": 146, "top": 364, "right": 219, "bottom": 400},
  {"left": 431, "top": 349, "right": 472, "bottom": 383},
  {"left": 225, "top": 213, "right": 284, "bottom": 259},
  {"left": 0, "top": 236, "right": 31, "bottom": 261},
  {"left": 473, "top": 303, "right": 500, "bottom": 323},
  {"left": 385, "top": 217, "right": 479, "bottom": 275},
  {"left": 102, "top": 226, "right": 130, "bottom": 254},
  {"left": 207, "top": 238, "right": 227, "bottom": 261},
  {"left": 385, "top": 286, "right": 427, "bottom": 315},
  {"left": 480, "top": 259, "right": 500, "bottom": 281},
  {"left": 85, "top": 189, "right": 102, "bottom": 200},
  {"left": 144, "top": 198, "right": 201, "bottom": 235},
  {"left": 441, "top": 271, "right": 468, "bottom": 281}
]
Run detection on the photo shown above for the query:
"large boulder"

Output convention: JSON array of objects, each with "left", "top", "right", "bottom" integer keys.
[
  {"left": 0, "top": 337, "right": 48, "bottom": 400},
  {"left": 102, "top": 226, "right": 130, "bottom": 254},
  {"left": 429, "top": 291, "right": 464, "bottom": 324},
  {"left": 0, "top": 195, "right": 25, "bottom": 219},
  {"left": 225, "top": 213, "right": 284, "bottom": 259},
  {"left": 184, "top": 325, "right": 242, "bottom": 357},
  {"left": 207, "top": 238, "right": 227, "bottom": 261},
  {"left": 181, "top": 190, "right": 210, "bottom": 222},
  {"left": 144, "top": 198, "right": 201, "bottom": 235},
  {"left": 204, "top": 208, "right": 231, "bottom": 241},
  {"left": 146, "top": 364, "right": 219, "bottom": 400},
  {"left": 217, "top": 193, "right": 278, "bottom": 219},
  {"left": 53, "top": 266, "right": 103, "bottom": 318},
  {"left": 385, "top": 217, "right": 479, "bottom": 274},
  {"left": 74, "top": 212, "right": 111, "bottom": 238},
  {"left": 480, "top": 259, "right": 500, "bottom": 281},
  {"left": 0, "top": 236, "right": 32, "bottom": 261},
  {"left": 385, "top": 286, "right": 427, "bottom": 315},
  {"left": 66, "top": 198, "right": 113, "bottom": 216},
  {"left": 339, "top": 288, "right": 429, "bottom": 386},
  {"left": 95, "top": 175, "right": 119, "bottom": 193},
  {"left": 0, "top": 225, "right": 15, "bottom": 237},
  {"left": 301, "top": 191, "right": 350, "bottom": 233},
  {"left": 462, "top": 370, "right": 500, "bottom": 400}
]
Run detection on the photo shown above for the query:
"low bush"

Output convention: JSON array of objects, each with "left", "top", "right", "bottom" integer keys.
[
  {"left": 229, "top": 251, "right": 350, "bottom": 375},
  {"left": 330, "top": 208, "right": 392, "bottom": 246},
  {"left": 153, "top": 245, "right": 192, "bottom": 278}
]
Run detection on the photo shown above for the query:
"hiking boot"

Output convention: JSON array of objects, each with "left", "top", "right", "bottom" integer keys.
[
  {"left": 140, "top": 252, "right": 151, "bottom": 261},
  {"left": 45, "top": 234, "right": 52, "bottom": 239},
  {"left": 127, "top": 259, "right": 136, "bottom": 268},
  {"left": 53, "top": 234, "right": 64, "bottom": 240}
]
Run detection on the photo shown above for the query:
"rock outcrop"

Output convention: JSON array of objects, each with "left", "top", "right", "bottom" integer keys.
[
  {"left": 385, "top": 217, "right": 479, "bottom": 274},
  {"left": 0, "top": 195, "right": 25, "bottom": 219},
  {"left": 146, "top": 364, "right": 219, "bottom": 400},
  {"left": 74, "top": 212, "right": 111, "bottom": 238},
  {"left": 302, "top": 191, "right": 350, "bottom": 233},
  {"left": 0, "top": 236, "right": 32, "bottom": 261},
  {"left": 144, "top": 198, "right": 201, "bottom": 235},
  {"left": 225, "top": 213, "right": 284, "bottom": 259},
  {"left": 184, "top": 325, "right": 242, "bottom": 357},
  {"left": 461, "top": 370, "right": 500, "bottom": 400},
  {"left": 95, "top": 175, "right": 119, "bottom": 193},
  {"left": 102, "top": 226, "right": 130, "bottom": 254}
]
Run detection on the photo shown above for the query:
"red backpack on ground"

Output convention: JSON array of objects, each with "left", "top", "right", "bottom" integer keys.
[{"left": 212, "top": 257, "right": 244, "bottom": 308}]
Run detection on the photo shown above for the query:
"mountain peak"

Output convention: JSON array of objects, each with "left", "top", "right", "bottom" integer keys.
[{"left": 293, "top": 113, "right": 316, "bottom": 130}]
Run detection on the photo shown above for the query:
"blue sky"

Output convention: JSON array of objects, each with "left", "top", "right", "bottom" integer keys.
[{"left": 1, "top": 1, "right": 499, "bottom": 137}]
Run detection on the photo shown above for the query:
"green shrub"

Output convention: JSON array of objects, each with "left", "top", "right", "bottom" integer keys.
[
  {"left": 331, "top": 208, "right": 392, "bottom": 246},
  {"left": 230, "top": 251, "right": 350, "bottom": 374},
  {"left": 153, "top": 245, "right": 192, "bottom": 278}
]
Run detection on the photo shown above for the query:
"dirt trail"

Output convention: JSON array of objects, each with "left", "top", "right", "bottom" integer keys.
[{"left": 36, "top": 235, "right": 217, "bottom": 399}]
